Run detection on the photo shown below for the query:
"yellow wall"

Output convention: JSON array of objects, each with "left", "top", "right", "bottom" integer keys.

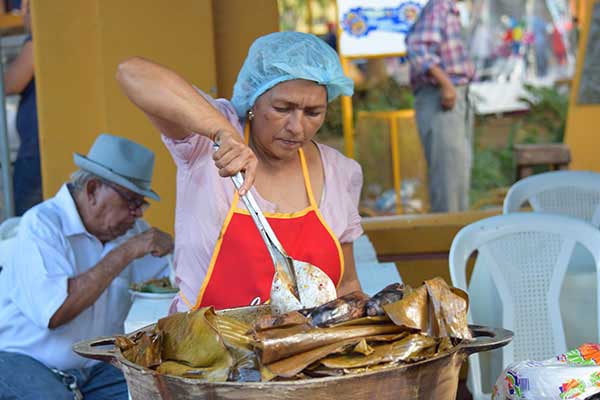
[
  {"left": 564, "top": 0, "right": 600, "bottom": 170},
  {"left": 32, "top": 0, "right": 279, "bottom": 233},
  {"left": 213, "top": 1, "right": 280, "bottom": 99}
]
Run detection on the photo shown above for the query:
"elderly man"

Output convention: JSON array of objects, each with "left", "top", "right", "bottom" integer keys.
[{"left": 0, "top": 134, "right": 173, "bottom": 399}]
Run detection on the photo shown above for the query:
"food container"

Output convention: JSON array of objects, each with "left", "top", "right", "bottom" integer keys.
[{"left": 74, "top": 306, "right": 512, "bottom": 400}]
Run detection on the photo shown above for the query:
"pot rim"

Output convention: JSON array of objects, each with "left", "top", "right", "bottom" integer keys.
[{"left": 75, "top": 323, "right": 512, "bottom": 386}]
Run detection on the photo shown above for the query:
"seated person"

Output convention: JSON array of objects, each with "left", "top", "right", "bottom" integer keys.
[{"left": 0, "top": 134, "right": 173, "bottom": 399}]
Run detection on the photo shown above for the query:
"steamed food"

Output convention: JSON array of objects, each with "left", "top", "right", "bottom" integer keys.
[
  {"left": 130, "top": 277, "right": 177, "bottom": 293},
  {"left": 116, "top": 277, "right": 471, "bottom": 382}
]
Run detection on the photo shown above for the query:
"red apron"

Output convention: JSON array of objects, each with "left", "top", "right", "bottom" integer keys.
[{"left": 183, "top": 148, "right": 344, "bottom": 310}]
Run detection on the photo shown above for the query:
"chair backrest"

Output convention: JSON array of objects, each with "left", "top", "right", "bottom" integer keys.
[
  {"left": 449, "top": 213, "right": 600, "bottom": 399},
  {"left": 503, "top": 171, "right": 600, "bottom": 227},
  {"left": 0, "top": 217, "right": 20, "bottom": 277},
  {"left": 0, "top": 216, "right": 20, "bottom": 240}
]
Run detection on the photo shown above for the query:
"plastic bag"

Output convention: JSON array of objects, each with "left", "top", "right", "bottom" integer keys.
[{"left": 492, "top": 344, "right": 600, "bottom": 399}]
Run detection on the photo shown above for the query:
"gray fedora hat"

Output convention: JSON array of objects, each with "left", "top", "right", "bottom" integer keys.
[{"left": 73, "top": 133, "right": 160, "bottom": 201}]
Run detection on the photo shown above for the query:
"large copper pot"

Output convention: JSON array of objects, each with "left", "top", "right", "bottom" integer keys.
[{"left": 74, "top": 306, "right": 512, "bottom": 400}]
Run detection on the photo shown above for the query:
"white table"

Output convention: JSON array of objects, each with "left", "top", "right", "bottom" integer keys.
[
  {"left": 124, "top": 294, "right": 174, "bottom": 333},
  {"left": 354, "top": 235, "right": 402, "bottom": 296}
]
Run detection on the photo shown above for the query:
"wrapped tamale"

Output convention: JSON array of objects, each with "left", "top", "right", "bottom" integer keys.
[
  {"left": 365, "top": 283, "right": 407, "bottom": 316},
  {"left": 382, "top": 284, "right": 429, "bottom": 331},
  {"left": 157, "top": 308, "right": 234, "bottom": 377},
  {"left": 308, "top": 291, "right": 370, "bottom": 327},
  {"left": 115, "top": 331, "right": 162, "bottom": 369},
  {"left": 383, "top": 278, "right": 472, "bottom": 340},
  {"left": 264, "top": 337, "right": 364, "bottom": 379},
  {"left": 425, "top": 277, "right": 471, "bottom": 339},
  {"left": 214, "top": 314, "right": 261, "bottom": 382},
  {"left": 253, "top": 310, "right": 310, "bottom": 331},
  {"left": 320, "top": 333, "right": 438, "bottom": 369},
  {"left": 254, "top": 323, "right": 405, "bottom": 364}
]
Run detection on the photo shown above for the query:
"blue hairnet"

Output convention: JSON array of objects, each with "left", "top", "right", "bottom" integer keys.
[{"left": 231, "top": 31, "right": 354, "bottom": 118}]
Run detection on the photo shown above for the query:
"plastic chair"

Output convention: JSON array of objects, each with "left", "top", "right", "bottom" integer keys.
[
  {"left": 504, "top": 170, "right": 600, "bottom": 348},
  {"left": 0, "top": 216, "right": 20, "bottom": 240},
  {"left": 0, "top": 217, "right": 20, "bottom": 276},
  {"left": 449, "top": 213, "right": 600, "bottom": 400},
  {"left": 503, "top": 170, "right": 600, "bottom": 227}
]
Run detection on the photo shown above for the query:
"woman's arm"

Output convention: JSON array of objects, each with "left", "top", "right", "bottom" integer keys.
[
  {"left": 116, "top": 56, "right": 231, "bottom": 141},
  {"left": 4, "top": 40, "right": 34, "bottom": 95},
  {"left": 116, "top": 56, "right": 257, "bottom": 194},
  {"left": 338, "top": 242, "right": 362, "bottom": 296}
]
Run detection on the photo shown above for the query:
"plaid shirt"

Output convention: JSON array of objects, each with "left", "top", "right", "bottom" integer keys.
[{"left": 406, "top": 0, "right": 475, "bottom": 90}]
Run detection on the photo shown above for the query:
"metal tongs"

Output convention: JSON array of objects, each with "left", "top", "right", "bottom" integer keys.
[{"left": 215, "top": 144, "right": 337, "bottom": 314}]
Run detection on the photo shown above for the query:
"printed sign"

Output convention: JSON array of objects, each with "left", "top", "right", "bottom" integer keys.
[{"left": 338, "top": 0, "right": 428, "bottom": 57}]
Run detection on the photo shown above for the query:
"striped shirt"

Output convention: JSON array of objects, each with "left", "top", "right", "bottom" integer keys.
[{"left": 406, "top": 0, "right": 475, "bottom": 90}]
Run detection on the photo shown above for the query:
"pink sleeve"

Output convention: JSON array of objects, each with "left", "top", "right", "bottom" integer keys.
[
  {"left": 319, "top": 144, "right": 364, "bottom": 244},
  {"left": 161, "top": 90, "right": 243, "bottom": 169},
  {"left": 338, "top": 157, "right": 364, "bottom": 243}
]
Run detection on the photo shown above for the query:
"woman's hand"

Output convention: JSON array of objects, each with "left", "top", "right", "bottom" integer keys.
[{"left": 212, "top": 129, "right": 258, "bottom": 196}]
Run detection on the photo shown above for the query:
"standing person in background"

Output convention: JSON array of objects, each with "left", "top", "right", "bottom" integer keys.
[
  {"left": 406, "top": 0, "right": 475, "bottom": 212},
  {"left": 4, "top": 0, "right": 42, "bottom": 215}
]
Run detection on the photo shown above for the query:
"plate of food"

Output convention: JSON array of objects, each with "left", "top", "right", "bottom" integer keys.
[{"left": 129, "top": 277, "right": 178, "bottom": 299}]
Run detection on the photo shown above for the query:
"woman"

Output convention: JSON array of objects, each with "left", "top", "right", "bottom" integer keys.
[
  {"left": 5, "top": 0, "right": 43, "bottom": 215},
  {"left": 117, "top": 32, "right": 363, "bottom": 312}
]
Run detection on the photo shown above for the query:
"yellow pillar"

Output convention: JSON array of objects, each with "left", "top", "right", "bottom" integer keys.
[
  {"left": 564, "top": 0, "right": 600, "bottom": 171},
  {"left": 32, "top": 0, "right": 279, "bottom": 233},
  {"left": 339, "top": 57, "right": 355, "bottom": 158}
]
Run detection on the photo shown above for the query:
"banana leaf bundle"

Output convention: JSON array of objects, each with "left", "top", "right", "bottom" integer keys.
[
  {"left": 117, "top": 307, "right": 257, "bottom": 382},
  {"left": 383, "top": 277, "right": 472, "bottom": 340},
  {"left": 115, "top": 277, "right": 471, "bottom": 382},
  {"left": 115, "top": 331, "right": 162, "bottom": 368}
]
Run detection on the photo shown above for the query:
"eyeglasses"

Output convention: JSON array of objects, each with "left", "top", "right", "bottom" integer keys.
[{"left": 102, "top": 181, "right": 150, "bottom": 213}]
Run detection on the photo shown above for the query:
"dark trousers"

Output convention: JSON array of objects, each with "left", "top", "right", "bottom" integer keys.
[
  {"left": 0, "top": 351, "right": 128, "bottom": 400},
  {"left": 12, "top": 156, "right": 42, "bottom": 216}
]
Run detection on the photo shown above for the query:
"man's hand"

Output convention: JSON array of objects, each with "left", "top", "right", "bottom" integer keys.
[
  {"left": 428, "top": 65, "right": 457, "bottom": 110},
  {"left": 126, "top": 228, "right": 174, "bottom": 258},
  {"left": 48, "top": 227, "right": 173, "bottom": 329},
  {"left": 212, "top": 129, "right": 258, "bottom": 196},
  {"left": 440, "top": 82, "right": 457, "bottom": 110}
]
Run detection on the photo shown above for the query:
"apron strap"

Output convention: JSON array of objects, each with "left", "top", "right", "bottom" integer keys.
[{"left": 298, "top": 148, "right": 318, "bottom": 209}]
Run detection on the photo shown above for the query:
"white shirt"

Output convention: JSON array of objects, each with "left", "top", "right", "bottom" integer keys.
[{"left": 0, "top": 184, "right": 168, "bottom": 370}]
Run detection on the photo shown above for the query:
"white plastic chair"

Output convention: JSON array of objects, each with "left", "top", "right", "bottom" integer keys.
[
  {"left": 503, "top": 170, "right": 600, "bottom": 227},
  {"left": 0, "top": 216, "right": 20, "bottom": 240},
  {"left": 449, "top": 213, "right": 600, "bottom": 400},
  {"left": 504, "top": 170, "right": 600, "bottom": 348},
  {"left": 0, "top": 217, "right": 20, "bottom": 276}
]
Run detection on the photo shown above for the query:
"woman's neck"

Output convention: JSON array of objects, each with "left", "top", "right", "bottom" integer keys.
[{"left": 249, "top": 137, "right": 305, "bottom": 175}]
